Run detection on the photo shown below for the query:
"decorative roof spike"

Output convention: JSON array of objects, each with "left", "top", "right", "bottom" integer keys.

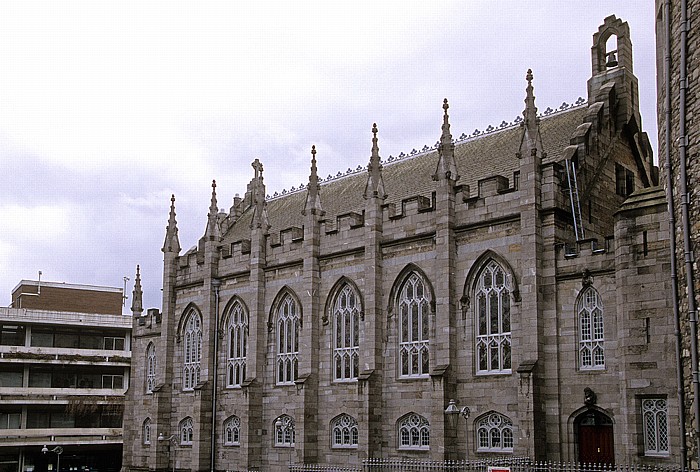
[
  {"left": 519, "top": 69, "right": 544, "bottom": 158},
  {"left": 205, "top": 179, "right": 221, "bottom": 240},
  {"left": 523, "top": 69, "right": 539, "bottom": 131},
  {"left": 433, "top": 98, "right": 459, "bottom": 182},
  {"left": 162, "top": 194, "right": 181, "bottom": 254},
  {"left": 131, "top": 265, "right": 143, "bottom": 315},
  {"left": 304, "top": 145, "right": 324, "bottom": 216},
  {"left": 250, "top": 159, "right": 270, "bottom": 230},
  {"left": 364, "top": 123, "right": 387, "bottom": 200}
]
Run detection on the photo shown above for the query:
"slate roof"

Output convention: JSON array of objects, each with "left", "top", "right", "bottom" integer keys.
[{"left": 224, "top": 105, "right": 588, "bottom": 243}]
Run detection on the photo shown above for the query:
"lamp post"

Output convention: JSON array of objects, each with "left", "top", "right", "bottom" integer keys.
[
  {"left": 158, "top": 433, "right": 177, "bottom": 472},
  {"left": 41, "top": 445, "right": 63, "bottom": 472},
  {"left": 445, "top": 399, "right": 471, "bottom": 461}
]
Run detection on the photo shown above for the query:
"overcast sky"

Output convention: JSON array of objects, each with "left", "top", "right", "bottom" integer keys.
[{"left": 0, "top": 1, "right": 658, "bottom": 312}]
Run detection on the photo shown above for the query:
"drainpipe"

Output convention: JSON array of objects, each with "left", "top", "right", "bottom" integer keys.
[
  {"left": 677, "top": 0, "right": 700, "bottom": 465},
  {"left": 663, "top": 0, "right": 687, "bottom": 466},
  {"left": 211, "top": 278, "right": 221, "bottom": 472}
]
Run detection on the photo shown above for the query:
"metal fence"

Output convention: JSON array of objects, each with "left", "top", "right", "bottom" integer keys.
[{"left": 289, "top": 459, "right": 688, "bottom": 472}]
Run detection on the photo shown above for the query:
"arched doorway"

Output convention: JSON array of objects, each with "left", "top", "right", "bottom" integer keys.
[{"left": 575, "top": 409, "right": 614, "bottom": 464}]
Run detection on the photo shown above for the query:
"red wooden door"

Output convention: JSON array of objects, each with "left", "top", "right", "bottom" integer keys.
[{"left": 577, "top": 411, "right": 614, "bottom": 465}]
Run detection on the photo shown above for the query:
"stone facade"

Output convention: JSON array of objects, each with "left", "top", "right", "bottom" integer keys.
[
  {"left": 655, "top": 0, "right": 700, "bottom": 466},
  {"left": 124, "top": 16, "right": 678, "bottom": 472}
]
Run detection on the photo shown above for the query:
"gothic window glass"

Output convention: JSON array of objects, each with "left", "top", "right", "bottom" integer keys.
[
  {"left": 179, "top": 417, "right": 194, "bottom": 446},
  {"left": 182, "top": 310, "right": 202, "bottom": 390},
  {"left": 578, "top": 287, "right": 605, "bottom": 370},
  {"left": 398, "top": 273, "right": 430, "bottom": 378},
  {"left": 226, "top": 301, "right": 247, "bottom": 387},
  {"left": 143, "top": 418, "right": 151, "bottom": 445},
  {"left": 397, "top": 413, "right": 429, "bottom": 450},
  {"left": 475, "top": 261, "right": 511, "bottom": 374},
  {"left": 274, "top": 415, "right": 295, "bottom": 447},
  {"left": 276, "top": 294, "right": 299, "bottom": 385},
  {"left": 333, "top": 284, "right": 360, "bottom": 381},
  {"left": 331, "top": 414, "right": 358, "bottom": 448},
  {"left": 643, "top": 398, "right": 669, "bottom": 455},
  {"left": 476, "top": 412, "right": 513, "bottom": 453},
  {"left": 223, "top": 415, "right": 241, "bottom": 446},
  {"left": 146, "top": 343, "right": 156, "bottom": 394}
]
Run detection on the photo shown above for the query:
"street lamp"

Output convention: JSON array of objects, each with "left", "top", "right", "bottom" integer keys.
[
  {"left": 41, "top": 445, "right": 63, "bottom": 472},
  {"left": 445, "top": 399, "right": 471, "bottom": 460},
  {"left": 158, "top": 433, "right": 177, "bottom": 472}
]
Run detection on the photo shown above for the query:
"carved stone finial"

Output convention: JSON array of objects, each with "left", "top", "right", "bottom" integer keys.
[{"left": 364, "top": 122, "right": 386, "bottom": 200}]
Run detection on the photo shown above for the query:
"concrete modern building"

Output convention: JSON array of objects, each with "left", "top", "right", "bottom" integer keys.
[
  {"left": 0, "top": 280, "right": 132, "bottom": 472},
  {"left": 123, "top": 15, "right": 677, "bottom": 471},
  {"left": 655, "top": 0, "right": 699, "bottom": 467}
]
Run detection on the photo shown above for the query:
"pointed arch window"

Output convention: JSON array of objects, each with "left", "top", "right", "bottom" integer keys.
[
  {"left": 179, "top": 417, "right": 194, "bottom": 446},
  {"left": 276, "top": 294, "right": 299, "bottom": 385},
  {"left": 398, "top": 273, "right": 430, "bottom": 378},
  {"left": 223, "top": 415, "right": 241, "bottom": 446},
  {"left": 143, "top": 418, "right": 151, "bottom": 445},
  {"left": 476, "top": 412, "right": 513, "bottom": 453},
  {"left": 475, "top": 261, "right": 511, "bottom": 374},
  {"left": 226, "top": 301, "right": 247, "bottom": 387},
  {"left": 331, "top": 414, "right": 358, "bottom": 448},
  {"left": 274, "top": 415, "right": 295, "bottom": 447},
  {"left": 397, "top": 413, "right": 429, "bottom": 450},
  {"left": 146, "top": 343, "right": 156, "bottom": 394},
  {"left": 578, "top": 287, "right": 605, "bottom": 370},
  {"left": 182, "top": 310, "right": 202, "bottom": 390},
  {"left": 333, "top": 284, "right": 360, "bottom": 381}
]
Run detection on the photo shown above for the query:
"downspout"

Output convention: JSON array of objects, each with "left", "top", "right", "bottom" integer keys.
[
  {"left": 663, "top": 0, "right": 688, "bottom": 466},
  {"left": 678, "top": 0, "right": 700, "bottom": 464},
  {"left": 211, "top": 279, "right": 221, "bottom": 472}
]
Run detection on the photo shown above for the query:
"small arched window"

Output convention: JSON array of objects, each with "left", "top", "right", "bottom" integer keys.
[
  {"left": 274, "top": 415, "right": 295, "bottom": 447},
  {"left": 476, "top": 412, "right": 513, "bottom": 453},
  {"left": 475, "top": 261, "right": 511, "bottom": 374},
  {"left": 223, "top": 415, "right": 241, "bottom": 446},
  {"left": 146, "top": 342, "right": 156, "bottom": 394},
  {"left": 179, "top": 417, "right": 194, "bottom": 446},
  {"left": 143, "top": 418, "right": 151, "bottom": 445},
  {"left": 643, "top": 398, "right": 669, "bottom": 455},
  {"left": 333, "top": 283, "right": 360, "bottom": 381},
  {"left": 397, "top": 413, "right": 429, "bottom": 450},
  {"left": 398, "top": 273, "right": 431, "bottom": 378},
  {"left": 182, "top": 310, "right": 202, "bottom": 390},
  {"left": 331, "top": 414, "right": 358, "bottom": 448},
  {"left": 276, "top": 294, "right": 300, "bottom": 385},
  {"left": 578, "top": 287, "right": 605, "bottom": 370},
  {"left": 226, "top": 301, "right": 247, "bottom": 387}
]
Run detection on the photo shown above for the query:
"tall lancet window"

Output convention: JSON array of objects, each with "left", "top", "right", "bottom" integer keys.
[
  {"left": 182, "top": 310, "right": 202, "bottom": 390},
  {"left": 276, "top": 294, "right": 299, "bottom": 385},
  {"left": 146, "top": 342, "right": 156, "bottom": 393},
  {"left": 226, "top": 301, "right": 247, "bottom": 387},
  {"left": 333, "top": 283, "right": 360, "bottom": 381},
  {"left": 578, "top": 287, "right": 605, "bottom": 370},
  {"left": 475, "top": 261, "right": 512, "bottom": 374},
  {"left": 398, "top": 273, "right": 430, "bottom": 378}
]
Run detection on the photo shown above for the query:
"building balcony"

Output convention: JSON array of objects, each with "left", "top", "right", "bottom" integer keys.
[{"left": 0, "top": 427, "right": 122, "bottom": 447}]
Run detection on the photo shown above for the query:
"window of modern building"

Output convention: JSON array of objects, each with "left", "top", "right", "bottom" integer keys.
[
  {"left": 333, "top": 284, "right": 360, "bottom": 381},
  {"left": 102, "top": 374, "right": 124, "bottom": 389},
  {"left": 475, "top": 261, "right": 512, "bottom": 374},
  {"left": 180, "top": 417, "right": 194, "bottom": 445},
  {"left": 274, "top": 415, "right": 295, "bottom": 447},
  {"left": 0, "top": 410, "right": 21, "bottom": 429},
  {"left": 104, "top": 336, "right": 125, "bottom": 350},
  {"left": 0, "top": 365, "right": 23, "bottom": 387},
  {"left": 398, "top": 273, "right": 430, "bottom": 378},
  {"left": 146, "top": 342, "right": 156, "bottom": 394},
  {"left": 28, "top": 366, "right": 125, "bottom": 389},
  {"left": 223, "top": 415, "right": 241, "bottom": 446},
  {"left": 276, "top": 294, "right": 299, "bottom": 385},
  {"left": 29, "top": 328, "right": 127, "bottom": 350},
  {"left": 143, "top": 418, "right": 151, "bottom": 445},
  {"left": 397, "top": 413, "right": 429, "bottom": 450},
  {"left": 476, "top": 412, "right": 514, "bottom": 453},
  {"left": 183, "top": 310, "right": 202, "bottom": 391},
  {"left": 331, "top": 414, "right": 358, "bottom": 448},
  {"left": 578, "top": 286, "right": 605, "bottom": 370},
  {"left": 226, "top": 301, "right": 247, "bottom": 388},
  {"left": 643, "top": 398, "right": 669, "bottom": 456},
  {"left": 0, "top": 324, "right": 25, "bottom": 346}
]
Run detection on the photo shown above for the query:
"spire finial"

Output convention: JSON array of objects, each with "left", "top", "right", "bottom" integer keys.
[
  {"left": 518, "top": 68, "right": 544, "bottom": 158},
  {"left": 523, "top": 68, "right": 538, "bottom": 129},
  {"left": 131, "top": 264, "right": 143, "bottom": 315},
  {"left": 205, "top": 179, "right": 221, "bottom": 240},
  {"left": 163, "top": 194, "right": 181, "bottom": 253},
  {"left": 304, "top": 144, "right": 324, "bottom": 216},
  {"left": 434, "top": 98, "right": 459, "bottom": 182},
  {"left": 364, "top": 122, "right": 387, "bottom": 200}
]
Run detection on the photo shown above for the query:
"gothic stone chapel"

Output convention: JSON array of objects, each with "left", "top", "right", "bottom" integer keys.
[{"left": 123, "top": 16, "right": 678, "bottom": 471}]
